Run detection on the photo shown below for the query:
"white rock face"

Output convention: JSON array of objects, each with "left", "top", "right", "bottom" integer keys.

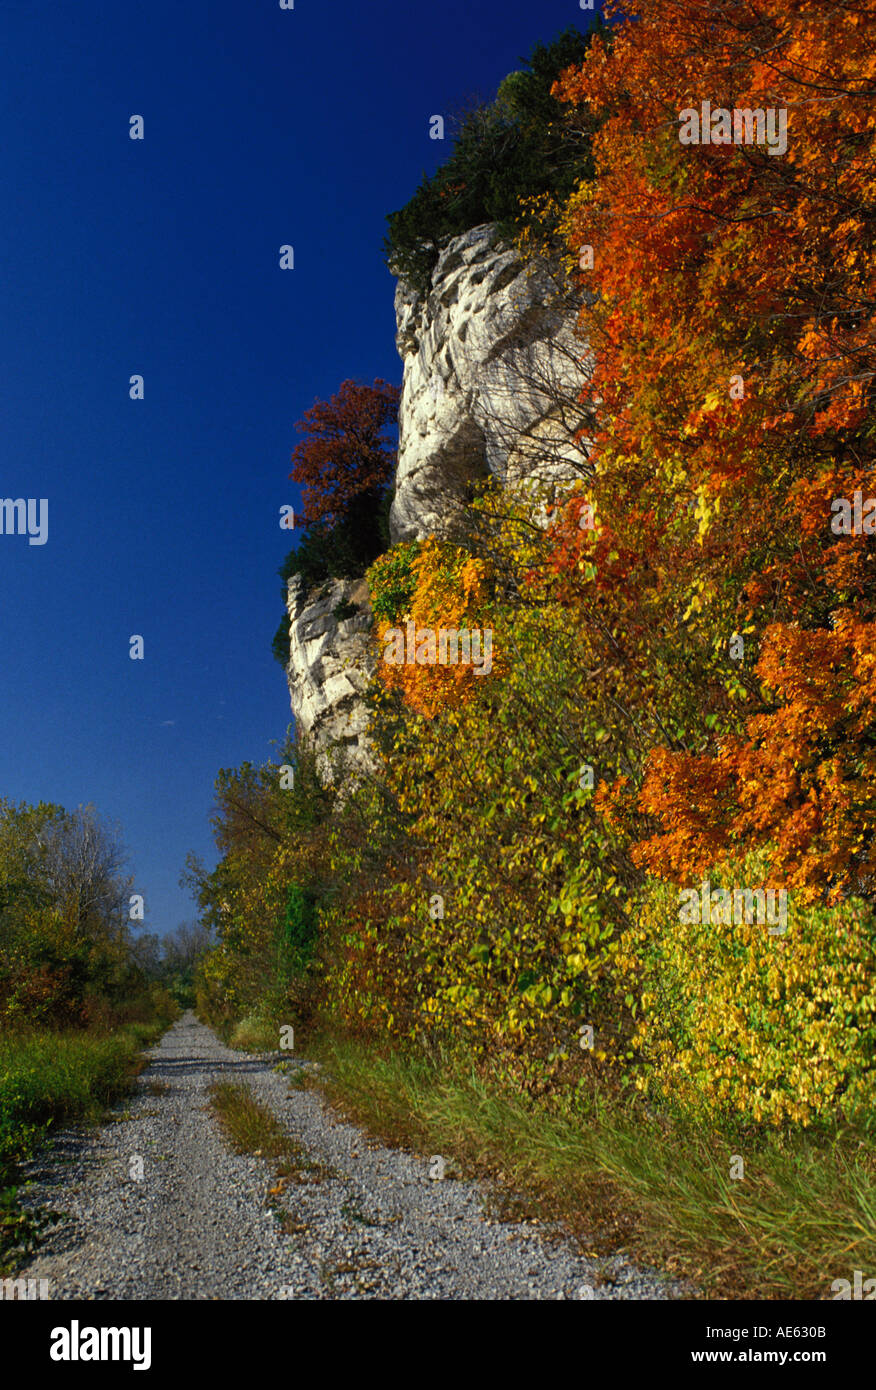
[
  {"left": 285, "top": 573, "right": 376, "bottom": 779},
  {"left": 284, "top": 222, "right": 592, "bottom": 772},
  {"left": 390, "top": 222, "right": 592, "bottom": 542}
]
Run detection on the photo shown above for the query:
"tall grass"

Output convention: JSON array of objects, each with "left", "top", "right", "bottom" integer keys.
[
  {"left": 0, "top": 1016, "right": 173, "bottom": 1270},
  {"left": 311, "top": 1035, "right": 876, "bottom": 1300},
  {"left": 0, "top": 1028, "right": 158, "bottom": 1180}
]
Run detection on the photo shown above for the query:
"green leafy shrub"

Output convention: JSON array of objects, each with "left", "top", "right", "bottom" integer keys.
[
  {"left": 229, "top": 1009, "right": 280, "bottom": 1053},
  {"left": 366, "top": 541, "right": 421, "bottom": 623},
  {"left": 277, "top": 885, "right": 319, "bottom": 981}
]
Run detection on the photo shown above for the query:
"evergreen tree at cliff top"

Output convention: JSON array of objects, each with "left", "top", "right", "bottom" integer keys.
[{"left": 384, "top": 24, "right": 606, "bottom": 297}]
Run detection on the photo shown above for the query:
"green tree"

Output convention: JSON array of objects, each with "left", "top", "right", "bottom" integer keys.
[{"left": 383, "top": 25, "right": 604, "bottom": 294}]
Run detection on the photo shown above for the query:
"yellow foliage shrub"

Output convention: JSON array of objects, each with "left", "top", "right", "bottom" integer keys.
[{"left": 617, "top": 851, "right": 876, "bottom": 1126}]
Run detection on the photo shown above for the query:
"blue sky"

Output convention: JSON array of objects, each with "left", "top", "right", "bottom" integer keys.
[{"left": 0, "top": 0, "right": 600, "bottom": 935}]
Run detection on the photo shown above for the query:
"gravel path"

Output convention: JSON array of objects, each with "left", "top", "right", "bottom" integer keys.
[{"left": 16, "top": 1012, "right": 687, "bottom": 1300}]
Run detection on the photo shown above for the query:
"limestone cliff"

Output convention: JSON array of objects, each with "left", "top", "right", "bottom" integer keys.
[
  {"left": 284, "top": 573, "right": 376, "bottom": 777},
  {"left": 391, "top": 222, "right": 590, "bottom": 543},
  {"left": 284, "top": 222, "right": 590, "bottom": 773}
]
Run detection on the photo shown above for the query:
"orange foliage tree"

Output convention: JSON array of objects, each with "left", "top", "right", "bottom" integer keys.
[
  {"left": 546, "top": 0, "right": 876, "bottom": 899},
  {"left": 369, "top": 538, "right": 498, "bottom": 718}
]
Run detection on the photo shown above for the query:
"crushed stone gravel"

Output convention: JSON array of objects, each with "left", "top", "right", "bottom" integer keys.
[{"left": 15, "top": 1012, "right": 690, "bottom": 1301}]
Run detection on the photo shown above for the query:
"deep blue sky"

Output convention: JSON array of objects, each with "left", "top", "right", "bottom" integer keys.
[{"left": 0, "top": 0, "right": 600, "bottom": 935}]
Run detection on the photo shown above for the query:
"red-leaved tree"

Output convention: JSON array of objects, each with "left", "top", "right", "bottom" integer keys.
[{"left": 289, "top": 379, "right": 400, "bottom": 528}]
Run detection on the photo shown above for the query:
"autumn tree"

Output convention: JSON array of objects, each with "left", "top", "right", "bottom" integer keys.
[
  {"left": 546, "top": 0, "right": 876, "bottom": 900},
  {"left": 273, "top": 379, "right": 401, "bottom": 665},
  {"left": 187, "top": 737, "right": 338, "bottom": 1026},
  {"left": 289, "top": 378, "right": 400, "bottom": 531},
  {"left": 0, "top": 800, "right": 139, "bottom": 1027}
]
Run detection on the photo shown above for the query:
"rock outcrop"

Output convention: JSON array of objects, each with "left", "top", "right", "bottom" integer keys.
[
  {"left": 284, "top": 573, "right": 376, "bottom": 778},
  {"left": 284, "top": 222, "right": 591, "bottom": 772},
  {"left": 390, "top": 222, "right": 590, "bottom": 543}
]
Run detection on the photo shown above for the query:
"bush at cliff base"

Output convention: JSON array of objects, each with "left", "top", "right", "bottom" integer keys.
[
  {"left": 616, "top": 849, "right": 876, "bottom": 1128},
  {"left": 320, "top": 582, "right": 635, "bottom": 1086},
  {"left": 369, "top": 536, "right": 501, "bottom": 717}
]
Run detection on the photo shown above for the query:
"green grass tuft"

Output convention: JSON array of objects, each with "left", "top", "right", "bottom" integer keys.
[{"left": 229, "top": 1013, "right": 280, "bottom": 1053}]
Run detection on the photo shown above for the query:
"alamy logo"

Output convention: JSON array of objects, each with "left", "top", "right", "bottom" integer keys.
[
  {"left": 382, "top": 622, "right": 493, "bottom": 676},
  {"left": 678, "top": 101, "right": 787, "bottom": 157},
  {"left": 0, "top": 497, "right": 48, "bottom": 545},
  {"left": 678, "top": 880, "right": 787, "bottom": 935},
  {"left": 50, "top": 1321, "right": 151, "bottom": 1371}
]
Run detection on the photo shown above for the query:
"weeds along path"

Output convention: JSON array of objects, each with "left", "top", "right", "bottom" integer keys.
[{"left": 16, "top": 1012, "right": 685, "bottom": 1300}]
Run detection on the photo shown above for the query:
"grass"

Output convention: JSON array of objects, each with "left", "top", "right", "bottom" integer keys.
[
  {"left": 208, "top": 1081, "right": 334, "bottom": 1194},
  {"left": 308, "top": 1034, "right": 876, "bottom": 1301},
  {"left": 0, "top": 1017, "right": 173, "bottom": 1271},
  {"left": 208, "top": 1081, "right": 335, "bottom": 1238},
  {"left": 229, "top": 1012, "right": 280, "bottom": 1053}
]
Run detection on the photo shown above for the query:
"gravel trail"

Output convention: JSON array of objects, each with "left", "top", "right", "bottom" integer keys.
[{"left": 16, "top": 1012, "right": 687, "bottom": 1300}]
